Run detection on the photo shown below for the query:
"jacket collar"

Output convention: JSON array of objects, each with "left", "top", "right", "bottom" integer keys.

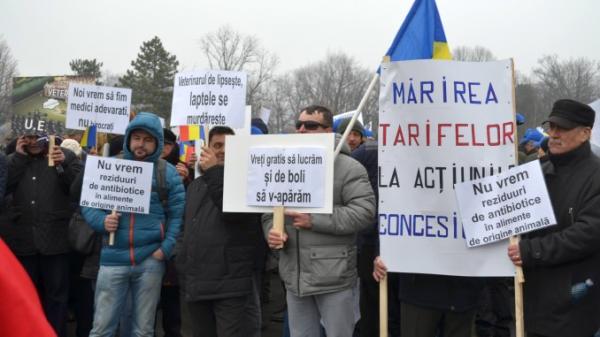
[{"left": 546, "top": 141, "right": 591, "bottom": 174}]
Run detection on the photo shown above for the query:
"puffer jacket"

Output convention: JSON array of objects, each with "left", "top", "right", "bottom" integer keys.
[
  {"left": 519, "top": 142, "right": 600, "bottom": 337},
  {"left": 82, "top": 112, "right": 185, "bottom": 266},
  {"left": 177, "top": 166, "right": 261, "bottom": 301},
  {"left": 262, "top": 135, "right": 376, "bottom": 296}
]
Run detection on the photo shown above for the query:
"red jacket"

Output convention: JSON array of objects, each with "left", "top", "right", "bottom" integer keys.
[{"left": 0, "top": 238, "right": 56, "bottom": 337}]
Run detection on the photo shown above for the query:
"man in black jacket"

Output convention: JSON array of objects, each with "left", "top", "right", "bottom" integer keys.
[
  {"left": 177, "top": 126, "right": 261, "bottom": 337},
  {"left": 4, "top": 132, "right": 82, "bottom": 337},
  {"left": 508, "top": 99, "right": 600, "bottom": 337}
]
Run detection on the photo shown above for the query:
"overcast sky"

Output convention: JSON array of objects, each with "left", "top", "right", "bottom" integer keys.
[{"left": 1, "top": 0, "right": 599, "bottom": 78}]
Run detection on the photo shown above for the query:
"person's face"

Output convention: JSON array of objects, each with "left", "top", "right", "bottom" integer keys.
[
  {"left": 295, "top": 111, "right": 332, "bottom": 134},
  {"left": 209, "top": 133, "right": 227, "bottom": 165},
  {"left": 346, "top": 130, "right": 363, "bottom": 150},
  {"left": 161, "top": 142, "right": 174, "bottom": 159},
  {"left": 23, "top": 135, "right": 42, "bottom": 155},
  {"left": 523, "top": 141, "right": 537, "bottom": 154},
  {"left": 546, "top": 123, "right": 590, "bottom": 155},
  {"left": 129, "top": 130, "right": 157, "bottom": 160}
]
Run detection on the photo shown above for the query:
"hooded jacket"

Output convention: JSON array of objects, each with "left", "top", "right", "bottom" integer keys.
[
  {"left": 82, "top": 112, "right": 185, "bottom": 266},
  {"left": 262, "top": 135, "right": 376, "bottom": 296}
]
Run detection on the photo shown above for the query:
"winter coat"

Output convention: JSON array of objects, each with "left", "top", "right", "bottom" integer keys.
[
  {"left": 82, "top": 112, "right": 185, "bottom": 266},
  {"left": 351, "top": 140, "right": 379, "bottom": 249},
  {"left": 177, "top": 166, "right": 261, "bottom": 301},
  {"left": 4, "top": 148, "right": 82, "bottom": 255},
  {"left": 519, "top": 141, "right": 600, "bottom": 337},
  {"left": 262, "top": 136, "right": 376, "bottom": 297}
]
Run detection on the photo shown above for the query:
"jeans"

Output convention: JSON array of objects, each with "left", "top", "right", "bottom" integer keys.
[{"left": 89, "top": 257, "right": 165, "bottom": 337}]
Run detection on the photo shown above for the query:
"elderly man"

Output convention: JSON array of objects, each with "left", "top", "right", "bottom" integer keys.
[{"left": 508, "top": 99, "right": 600, "bottom": 337}]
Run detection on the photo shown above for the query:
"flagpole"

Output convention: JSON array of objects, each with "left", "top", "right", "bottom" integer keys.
[{"left": 334, "top": 72, "right": 379, "bottom": 158}]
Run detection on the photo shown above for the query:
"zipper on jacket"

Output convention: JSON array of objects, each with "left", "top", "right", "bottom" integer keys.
[
  {"left": 129, "top": 214, "right": 136, "bottom": 266},
  {"left": 568, "top": 207, "right": 575, "bottom": 225},
  {"left": 296, "top": 228, "right": 301, "bottom": 296},
  {"left": 160, "top": 223, "right": 165, "bottom": 240}
]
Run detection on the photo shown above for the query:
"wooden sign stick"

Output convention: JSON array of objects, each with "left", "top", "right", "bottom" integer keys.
[
  {"left": 108, "top": 208, "right": 117, "bottom": 246},
  {"left": 379, "top": 275, "right": 388, "bottom": 337},
  {"left": 273, "top": 206, "right": 285, "bottom": 249},
  {"left": 511, "top": 235, "right": 525, "bottom": 337},
  {"left": 509, "top": 59, "right": 525, "bottom": 337},
  {"left": 48, "top": 135, "right": 55, "bottom": 167}
]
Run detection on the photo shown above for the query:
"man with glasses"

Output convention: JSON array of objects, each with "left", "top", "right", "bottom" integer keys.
[
  {"left": 507, "top": 99, "right": 600, "bottom": 337},
  {"left": 264, "top": 105, "right": 376, "bottom": 337}
]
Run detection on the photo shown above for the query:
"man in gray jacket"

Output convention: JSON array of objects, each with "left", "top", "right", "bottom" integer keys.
[{"left": 263, "top": 105, "right": 376, "bottom": 337}]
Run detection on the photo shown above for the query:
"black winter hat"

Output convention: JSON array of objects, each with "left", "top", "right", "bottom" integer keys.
[
  {"left": 337, "top": 118, "right": 364, "bottom": 137},
  {"left": 108, "top": 135, "right": 124, "bottom": 157},
  {"left": 545, "top": 99, "right": 596, "bottom": 129},
  {"left": 163, "top": 128, "right": 176, "bottom": 144}
]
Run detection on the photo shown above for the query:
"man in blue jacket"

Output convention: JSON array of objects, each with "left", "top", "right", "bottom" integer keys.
[{"left": 82, "top": 112, "right": 185, "bottom": 337}]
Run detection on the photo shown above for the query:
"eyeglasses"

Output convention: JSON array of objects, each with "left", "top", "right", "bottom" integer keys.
[
  {"left": 541, "top": 121, "right": 574, "bottom": 133},
  {"left": 295, "top": 120, "right": 328, "bottom": 130}
]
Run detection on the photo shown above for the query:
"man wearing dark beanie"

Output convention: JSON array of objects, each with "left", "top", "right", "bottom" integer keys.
[
  {"left": 337, "top": 118, "right": 365, "bottom": 151},
  {"left": 507, "top": 99, "right": 600, "bottom": 337}
]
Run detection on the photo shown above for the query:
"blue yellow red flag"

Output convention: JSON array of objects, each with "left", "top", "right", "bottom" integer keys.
[
  {"left": 178, "top": 141, "right": 195, "bottom": 163},
  {"left": 385, "top": 0, "right": 451, "bottom": 61}
]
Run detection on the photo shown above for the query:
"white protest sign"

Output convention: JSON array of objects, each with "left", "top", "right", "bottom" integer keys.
[
  {"left": 259, "top": 107, "right": 271, "bottom": 124},
  {"left": 66, "top": 83, "right": 131, "bottom": 134},
  {"left": 233, "top": 105, "right": 252, "bottom": 136},
  {"left": 455, "top": 160, "right": 556, "bottom": 248},
  {"left": 379, "top": 59, "right": 516, "bottom": 277},
  {"left": 80, "top": 156, "right": 153, "bottom": 214},
  {"left": 224, "top": 134, "right": 334, "bottom": 214},
  {"left": 246, "top": 147, "right": 326, "bottom": 208},
  {"left": 170, "top": 70, "right": 247, "bottom": 128}
]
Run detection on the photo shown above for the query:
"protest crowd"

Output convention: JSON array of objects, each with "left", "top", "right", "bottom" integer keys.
[
  {"left": 1, "top": 96, "right": 600, "bottom": 337},
  {"left": 2, "top": 1, "right": 600, "bottom": 337}
]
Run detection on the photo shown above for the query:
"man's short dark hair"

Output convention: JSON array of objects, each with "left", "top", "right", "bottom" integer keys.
[
  {"left": 300, "top": 105, "right": 333, "bottom": 128},
  {"left": 209, "top": 126, "right": 235, "bottom": 143}
]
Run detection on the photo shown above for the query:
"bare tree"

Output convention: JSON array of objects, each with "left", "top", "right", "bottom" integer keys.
[
  {"left": 263, "top": 75, "right": 297, "bottom": 133},
  {"left": 533, "top": 55, "right": 600, "bottom": 112},
  {"left": 0, "top": 37, "right": 17, "bottom": 125},
  {"left": 265, "top": 52, "right": 377, "bottom": 134},
  {"left": 199, "top": 26, "right": 279, "bottom": 109},
  {"left": 515, "top": 71, "right": 544, "bottom": 128},
  {"left": 452, "top": 45, "right": 496, "bottom": 62}
]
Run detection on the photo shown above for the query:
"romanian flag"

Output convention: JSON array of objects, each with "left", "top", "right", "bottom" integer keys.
[
  {"left": 385, "top": 0, "right": 451, "bottom": 61},
  {"left": 179, "top": 125, "right": 207, "bottom": 141},
  {"left": 80, "top": 124, "right": 97, "bottom": 148},
  {"left": 178, "top": 141, "right": 195, "bottom": 163}
]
